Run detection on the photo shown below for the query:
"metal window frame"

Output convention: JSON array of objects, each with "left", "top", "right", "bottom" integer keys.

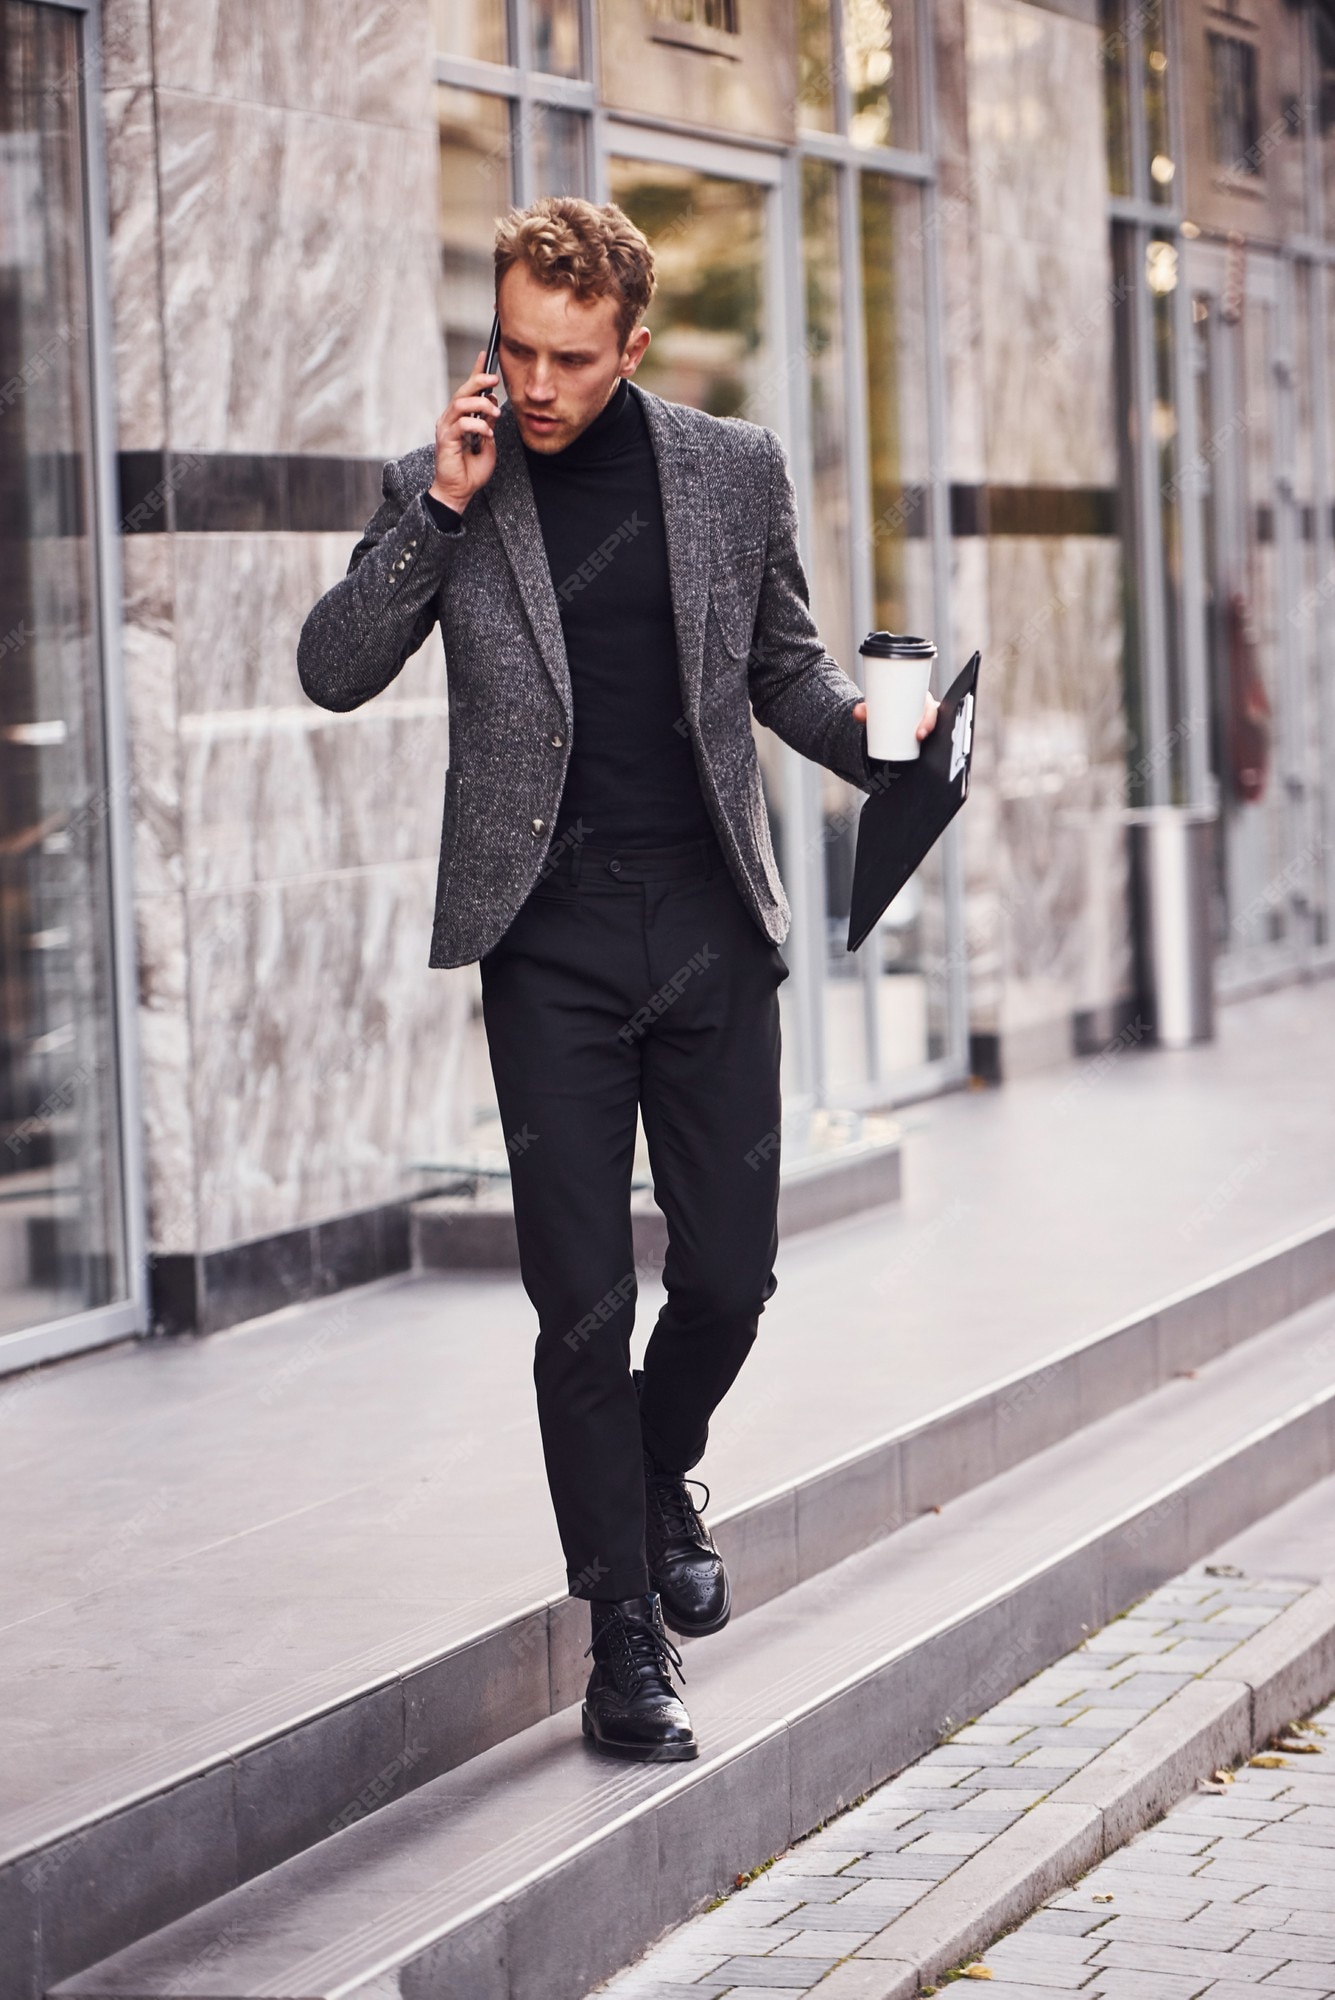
[{"left": 0, "top": 0, "right": 149, "bottom": 1376}]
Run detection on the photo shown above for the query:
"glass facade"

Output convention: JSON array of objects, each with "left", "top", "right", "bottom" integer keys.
[
  {"left": 1104, "top": 0, "right": 1335, "bottom": 987},
  {"left": 0, "top": 1, "right": 136, "bottom": 1358}
]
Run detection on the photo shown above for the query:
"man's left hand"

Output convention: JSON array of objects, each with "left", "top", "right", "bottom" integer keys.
[{"left": 852, "top": 692, "right": 940, "bottom": 743}]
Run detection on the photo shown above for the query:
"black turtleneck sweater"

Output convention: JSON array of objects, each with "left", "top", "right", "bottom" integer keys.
[{"left": 425, "top": 379, "right": 713, "bottom": 850}]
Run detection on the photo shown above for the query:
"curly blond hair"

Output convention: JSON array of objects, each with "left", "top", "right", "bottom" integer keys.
[{"left": 494, "top": 196, "right": 656, "bottom": 349}]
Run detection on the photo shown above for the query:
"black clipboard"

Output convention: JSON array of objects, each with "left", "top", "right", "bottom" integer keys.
[{"left": 847, "top": 651, "right": 980, "bottom": 954}]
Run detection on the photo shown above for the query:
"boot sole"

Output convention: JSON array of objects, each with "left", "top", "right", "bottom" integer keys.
[
  {"left": 656, "top": 1580, "right": 732, "bottom": 1640},
  {"left": 581, "top": 1706, "right": 700, "bottom": 1762}
]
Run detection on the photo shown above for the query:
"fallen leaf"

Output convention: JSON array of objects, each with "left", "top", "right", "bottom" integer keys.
[
  {"left": 1197, "top": 1781, "right": 1228, "bottom": 1795},
  {"left": 1249, "top": 1754, "right": 1286, "bottom": 1769},
  {"left": 961, "top": 1967, "right": 993, "bottom": 1980},
  {"left": 1211, "top": 1768, "right": 1235, "bottom": 1784},
  {"left": 1274, "top": 1739, "right": 1322, "bottom": 1755},
  {"left": 1173, "top": 1369, "right": 1198, "bottom": 1379},
  {"left": 1093, "top": 1893, "right": 1115, "bottom": 1904},
  {"left": 922, "top": 1504, "right": 943, "bottom": 1515},
  {"left": 1204, "top": 1563, "right": 1244, "bottom": 1578}
]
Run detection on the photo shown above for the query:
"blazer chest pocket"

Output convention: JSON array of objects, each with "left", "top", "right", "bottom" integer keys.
[{"left": 709, "top": 544, "right": 765, "bottom": 661}]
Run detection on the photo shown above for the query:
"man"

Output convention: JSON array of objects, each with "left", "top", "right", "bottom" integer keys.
[{"left": 298, "top": 196, "right": 937, "bottom": 1764}]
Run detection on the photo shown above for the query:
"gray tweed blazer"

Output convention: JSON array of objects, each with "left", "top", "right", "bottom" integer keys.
[{"left": 297, "top": 383, "right": 875, "bottom": 968}]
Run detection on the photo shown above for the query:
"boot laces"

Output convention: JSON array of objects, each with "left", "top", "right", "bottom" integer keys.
[
  {"left": 649, "top": 1469, "right": 712, "bottom": 1550},
  {"left": 585, "top": 1610, "right": 686, "bottom": 1695}
]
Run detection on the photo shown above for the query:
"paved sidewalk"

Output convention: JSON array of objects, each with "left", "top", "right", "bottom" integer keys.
[{"left": 590, "top": 1474, "right": 1335, "bottom": 2000}]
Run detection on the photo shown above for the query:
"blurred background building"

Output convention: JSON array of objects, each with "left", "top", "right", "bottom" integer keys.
[{"left": 1, "top": 0, "right": 1332, "bottom": 1368}]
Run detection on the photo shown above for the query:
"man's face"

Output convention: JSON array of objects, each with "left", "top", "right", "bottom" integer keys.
[{"left": 495, "top": 263, "right": 651, "bottom": 455}]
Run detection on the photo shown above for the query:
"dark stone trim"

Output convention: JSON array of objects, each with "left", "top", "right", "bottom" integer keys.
[
  {"left": 116, "top": 452, "right": 386, "bottom": 535},
  {"left": 112, "top": 454, "right": 1118, "bottom": 541},
  {"left": 147, "top": 1199, "right": 413, "bottom": 1337},
  {"left": 951, "top": 483, "right": 1118, "bottom": 537}
]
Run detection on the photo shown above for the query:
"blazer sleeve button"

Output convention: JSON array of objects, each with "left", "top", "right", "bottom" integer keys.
[{"left": 531, "top": 817, "right": 546, "bottom": 834}]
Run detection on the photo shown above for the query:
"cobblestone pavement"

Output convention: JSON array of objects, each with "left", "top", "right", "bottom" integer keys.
[{"left": 592, "top": 1568, "right": 1321, "bottom": 2000}]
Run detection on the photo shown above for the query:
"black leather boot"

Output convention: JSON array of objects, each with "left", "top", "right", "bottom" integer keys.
[
  {"left": 581, "top": 1593, "right": 698, "bottom": 1762},
  {"left": 644, "top": 1448, "right": 731, "bottom": 1638}
]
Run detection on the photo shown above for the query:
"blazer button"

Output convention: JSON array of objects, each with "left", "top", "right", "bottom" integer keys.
[
  {"left": 550, "top": 733, "right": 564, "bottom": 748},
  {"left": 531, "top": 817, "right": 546, "bottom": 834}
]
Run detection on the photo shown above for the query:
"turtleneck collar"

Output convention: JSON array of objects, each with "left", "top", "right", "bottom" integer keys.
[{"left": 523, "top": 377, "right": 635, "bottom": 470}]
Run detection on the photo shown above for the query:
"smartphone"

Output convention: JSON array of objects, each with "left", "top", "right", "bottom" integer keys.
[{"left": 469, "top": 311, "right": 501, "bottom": 456}]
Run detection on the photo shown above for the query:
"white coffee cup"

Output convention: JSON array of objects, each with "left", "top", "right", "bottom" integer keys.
[{"left": 859, "top": 631, "right": 937, "bottom": 761}]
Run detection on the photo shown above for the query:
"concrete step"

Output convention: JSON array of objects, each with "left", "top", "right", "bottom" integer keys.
[
  {"left": 412, "top": 1123, "right": 905, "bottom": 1271},
  {"left": 3, "top": 1213, "right": 1333, "bottom": 2000},
  {"left": 46, "top": 1285, "right": 1335, "bottom": 2000}
]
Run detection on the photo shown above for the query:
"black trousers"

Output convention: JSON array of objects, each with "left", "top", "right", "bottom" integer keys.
[{"left": 479, "top": 834, "right": 786, "bottom": 1601}]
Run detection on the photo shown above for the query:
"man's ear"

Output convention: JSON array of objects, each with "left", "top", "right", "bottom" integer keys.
[{"left": 621, "top": 324, "right": 652, "bottom": 377}]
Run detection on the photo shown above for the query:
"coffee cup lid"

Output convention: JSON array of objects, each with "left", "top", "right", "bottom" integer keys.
[{"left": 859, "top": 630, "right": 936, "bottom": 659}]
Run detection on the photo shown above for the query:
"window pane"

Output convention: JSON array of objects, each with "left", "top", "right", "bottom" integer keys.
[
  {"left": 857, "top": 173, "right": 942, "bottom": 1083},
  {"left": 1207, "top": 33, "right": 1260, "bottom": 175},
  {"left": 798, "top": 0, "right": 837, "bottom": 133},
  {"left": 860, "top": 171, "right": 930, "bottom": 634},
  {"left": 533, "top": 0, "right": 583, "bottom": 77},
  {"left": 1, "top": 4, "right": 129, "bottom": 1335},
  {"left": 1316, "top": 10, "right": 1335, "bottom": 237},
  {"left": 844, "top": 0, "right": 918, "bottom": 153},
  {"left": 1143, "top": 0, "right": 1174, "bottom": 203},
  {"left": 529, "top": 103, "right": 587, "bottom": 197},
  {"left": 1099, "top": 0, "right": 1132, "bottom": 199},
  {"left": 433, "top": 0, "right": 509, "bottom": 65},
  {"left": 604, "top": 158, "right": 769, "bottom": 419},
  {"left": 438, "top": 86, "right": 512, "bottom": 388}
]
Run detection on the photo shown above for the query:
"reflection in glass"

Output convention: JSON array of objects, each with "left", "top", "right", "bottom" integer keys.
[
  {"left": 860, "top": 172, "right": 930, "bottom": 633},
  {"left": 1316, "top": 10, "right": 1335, "bottom": 236},
  {"left": 1, "top": 4, "right": 128, "bottom": 1338},
  {"left": 798, "top": 0, "right": 837, "bottom": 132},
  {"left": 1142, "top": 0, "right": 1173, "bottom": 205},
  {"left": 857, "top": 172, "right": 943, "bottom": 1080},
  {"left": 433, "top": 0, "right": 508, "bottom": 65},
  {"left": 1192, "top": 276, "right": 1288, "bottom": 960},
  {"left": 530, "top": 103, "right": 587, "bottom": 198},
  {"left": 844, "top": 0, "right": 917, "bottom": 152},
  {"left": 1099, "top": 0, "right": 1132, "bottom": 198},
  {"left": 605, "top": 159, "right": 768, "bottom": 419},
  {"left": 532, "top": 0, "right": 582, "bottom": 77},
  {"left": 438, "top": 86, "right": 512, "bottom": 388}
]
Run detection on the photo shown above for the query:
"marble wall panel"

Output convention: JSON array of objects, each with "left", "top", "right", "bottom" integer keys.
[
  {"left": 974, "top": 231, "right": 1117, "bottom": 486},
  {"left": 188, "top": 864, "right": 470, "bottom": 1248},
  {"left": 100, "top": 0, "right": 155, "bottom": 91},
  {"left": 149, "top": 0, "right": 434, "bottom": 129},
  {"left": 118, "top": 535, "right": 184, "bottom": 901},
  {"left": 179, "top": 701, "right": 449, "bottom": 896},
  {"left": 155, "top": 91, "right": 443, "bottom": 456},
  {"left": 983, "top": 536, "right": 1132, "bottom": 1027},
  {"left": 172, "top": 532, "right": 448, "bottom": 714},
  {"left": 966, "top": 0, "right": 1117, "bottom": 486},
  {"left": 134, "top": 889, "right": 199, "bottom": 1254},
  {"left": 102, "top": 85, "right": 167, "bottom": 453}
]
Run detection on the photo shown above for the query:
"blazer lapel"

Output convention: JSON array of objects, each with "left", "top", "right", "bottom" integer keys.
[
  {"left": 483, "top": 409, "right": 572, "bottom": 725},
  {"left": 635, "top": 386, "right": 711, "bottom": 722}
]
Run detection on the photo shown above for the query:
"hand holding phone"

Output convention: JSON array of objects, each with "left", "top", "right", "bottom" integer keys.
[
  {"left": 468, "top": 311, "right": 502, "bottom": 457},
  {"left": 428, "top": 314, "right": 501, "bottom": 513}
]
